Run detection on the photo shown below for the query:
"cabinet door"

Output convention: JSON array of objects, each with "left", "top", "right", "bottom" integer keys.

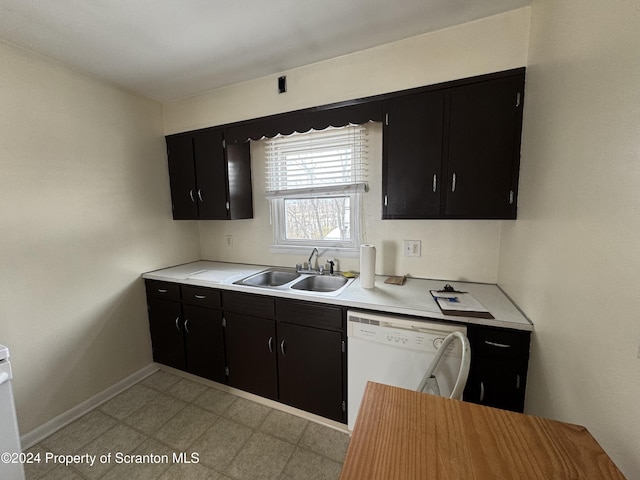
[
  {"left": 277, "top": 322, "right": 344, "bottom": 422},
  {"left": 166, "top": 135, "right": 198, "bottom": 219},
  {"left": 147, "top": 298, "right": 186, "bottom": 370},
  {"left": 465, "top": 359, "right": 526, "bottom": 412},
  {"left": 382, "top": 91, "right": 444, "bottom": 219},
  {"left": 225, "top": 313, "right": 278, "bottom": 400},
  {"left": 226, "top": 141, "right": 253, "bottom": 219},
  {"left": 193, "top": 129, "right": 229, "bottom": 219},
  {"left": 445, "top": 76, "right": 523, "bottom": 218},
  {"left": 183, "top": 305, "right": 226, "bottom": 383}
]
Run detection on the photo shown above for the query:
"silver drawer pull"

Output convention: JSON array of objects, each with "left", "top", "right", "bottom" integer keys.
[
  {"left": 175, "top": 317, "right": 180, "bottom": 331},
  {"left": 484, "top": 340, "right": 512, "bottom": 348},
  {"left": 184, "top": 319, "right": 190, "bottom": 334},
  {"left": 197, "top": 189, "right": 203, "bottom": 202},
  {"left": 157, "top": 289, "right": 168, "bottom": 293},
  {"left": 480, "top": 381, "right": 485, "bottom": 402},
  {"left": 189, "top": 189, "right": 196, "bottom": 203},
  {"left": 451, "top": 173, "right": 457, "bottom": 192},
  {"left": 280, "top": 340, "right": 286, "bottom": 356},
  {"left": 268, "top": 337, "right": 273, "bottom": 353},
  {"left": 194, "top": 294, "right": 207, "bottom": 299},
  {"left": 432, "top": 174, "right": 437, "bottom": 193}
]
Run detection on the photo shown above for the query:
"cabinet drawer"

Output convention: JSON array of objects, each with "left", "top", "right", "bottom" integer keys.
[
  {"left": 473, "top": 327, "right": 530, "bottom": 362},
  {"left": 182, "top": 286, "right": 221, "bottom": 309},
  {"left": 276, "top": 299, "right": 343, "bottom": 331},
  {"left": 223, "top": 292, "right": 275, "bottom": 319},
  {"left": 145, "top": 280, "right": 181, "bottom": 301}
]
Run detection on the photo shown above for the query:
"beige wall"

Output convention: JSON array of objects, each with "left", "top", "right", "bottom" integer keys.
[
  {"left": 0, "top": 42, "right": 200, "bottom": 433},
  {"left": 498, "top": 0, "right": 640, "bottom": 475},
  {"left": 165, "top": 8, "right": 531, "bottom": 283}
]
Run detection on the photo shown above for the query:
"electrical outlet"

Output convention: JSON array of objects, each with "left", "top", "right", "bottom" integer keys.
[
  {"left": 225, "top": 235, "right": 233, "bottom": 247},
  {"left": 403, "top": 240, "right": 421, "bottom": 257}
]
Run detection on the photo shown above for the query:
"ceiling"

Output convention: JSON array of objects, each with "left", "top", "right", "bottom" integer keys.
[{"left": 0, "top": 0, "right": 529, "bottom": 102}]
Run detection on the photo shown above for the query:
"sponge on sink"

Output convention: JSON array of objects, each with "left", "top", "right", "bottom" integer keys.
[{"left": 341, "top": 271, "right": 358, "bottom": 278}]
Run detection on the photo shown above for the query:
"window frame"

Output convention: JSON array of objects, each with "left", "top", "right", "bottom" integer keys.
[{"left": 265, "top": 125, "right": 367, "bottom": 257}]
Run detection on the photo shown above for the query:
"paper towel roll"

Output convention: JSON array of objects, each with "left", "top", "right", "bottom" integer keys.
[{"left": 360, "top": 244, "right": 376, "bottom": 289}]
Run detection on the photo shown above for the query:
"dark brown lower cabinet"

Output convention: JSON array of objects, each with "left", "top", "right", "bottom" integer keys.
[
  {"left": 463, "top": 325, "right": 530, "bottom": 412},
  {"left": 147, "top": 297, "right": 185, "bottom": 370},
  {"left": 277, "top": 322, "right": 344, "bottom": 422},
  {"left": 146, "top": 280, "right": 226, "bottom": 382},
  {"left": 182, "top": 304, "right": 225, "bottom": 383},
  {"left": 224, "top": 312, "right": 278, "bottom": 400}
]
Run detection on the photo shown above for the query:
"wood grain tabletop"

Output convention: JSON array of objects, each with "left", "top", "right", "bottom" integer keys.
[{"left": 340, "top": 382, "right": 625, "bottom": 479}]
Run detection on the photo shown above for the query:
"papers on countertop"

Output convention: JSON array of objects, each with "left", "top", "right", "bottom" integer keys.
[{"left": 430, "top": 290, "right": 495, "bottom": 319}]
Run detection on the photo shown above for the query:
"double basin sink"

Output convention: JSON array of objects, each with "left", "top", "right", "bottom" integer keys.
[{"left": 234, "top": 268, "right": 354, "bottom": 296}]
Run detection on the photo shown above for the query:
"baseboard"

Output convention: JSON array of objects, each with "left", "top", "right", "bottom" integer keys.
[
  {"left": 157, "top": 365, "right": 349, "bottom": 434},
  {"left": 21, "top": 363, "right": 159, "bottom": 450}
]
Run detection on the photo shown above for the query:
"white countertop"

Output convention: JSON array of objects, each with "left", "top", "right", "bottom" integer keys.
[{"left": 142, "top": 261, "right": 533, "bottom": 331}]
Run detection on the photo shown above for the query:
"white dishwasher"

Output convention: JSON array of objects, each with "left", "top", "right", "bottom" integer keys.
[
  {"left": 0, "top": 344, "right": 25, "bottom": 480},
  {"left": 347, "top": 310, "right": 467, "bottom": 431}
]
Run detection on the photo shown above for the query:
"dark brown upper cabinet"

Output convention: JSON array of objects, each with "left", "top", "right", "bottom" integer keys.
[
  {"left": 382, "top": 90, "right": 445, "bottom": 219},
  {"left": 382, "top": 70, "right": 524, "bottom": 219},
  {"left": 166, "top": 128, "right": 253, "bottom": 220}
]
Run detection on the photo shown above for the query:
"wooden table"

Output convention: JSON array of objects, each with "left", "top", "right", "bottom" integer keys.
[{"left": 340, "top": 382, "right": 625, "bottom": 479}]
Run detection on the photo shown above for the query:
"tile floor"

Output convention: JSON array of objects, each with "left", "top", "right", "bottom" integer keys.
[{"left": 24, "top": 370, "right": 350, "bottom": 480}]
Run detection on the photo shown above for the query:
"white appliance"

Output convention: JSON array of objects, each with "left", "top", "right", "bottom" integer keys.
[
  {"left": 347, "top": 310, "right": 467, "bottom": 431},
  {"left": 0, "top": 344, "right": 25, "bottom": 480}
]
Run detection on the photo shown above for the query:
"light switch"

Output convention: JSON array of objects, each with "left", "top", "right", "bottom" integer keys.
[{"left": 403, "top": 240, "right": 421, "bottom": 257}]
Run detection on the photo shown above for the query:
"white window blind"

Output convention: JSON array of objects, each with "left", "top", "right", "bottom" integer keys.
[{"left": 265, "top": 125, "right": 368, "bottom": 198}]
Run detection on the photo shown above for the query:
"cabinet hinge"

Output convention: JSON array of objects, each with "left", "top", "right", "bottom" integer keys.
[
  {"left": 342, "top": 400, "right": 346, "bottom": 412},
  {"left": 225, "top": 366, "right": 230, "bottom": 376},
  {"left": 516, "top": 91, "right": 521, "bottom": 107},
  {"left": 509, "top": 190, "right": 514, "bottom": 205},
  {"left": 341, "top": 340, "right": 346, "bottom": 353},
  {"left": 222, "top": 317, "right": 227, "bottom": 327}
]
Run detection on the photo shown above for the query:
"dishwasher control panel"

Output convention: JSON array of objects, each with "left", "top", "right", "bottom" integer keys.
[{"left": 347, "top": 311, "right": 465, "bottom": 356}]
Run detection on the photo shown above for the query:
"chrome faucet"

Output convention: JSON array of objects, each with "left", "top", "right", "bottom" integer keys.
[{"left": 308, "top": 247, "right": 319, "bottom": 270}]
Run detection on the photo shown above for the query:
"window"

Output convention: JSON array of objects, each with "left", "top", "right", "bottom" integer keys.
[{"left": 265, "top": 125, "right": 368, "bottom": 254}]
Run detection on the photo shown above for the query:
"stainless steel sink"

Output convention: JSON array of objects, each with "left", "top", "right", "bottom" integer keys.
[
  {"left": 234, "top": 269, "right": 300, "bottom": 287},
  {"left": 290, "top": 275, "right": 349, "bottom": 292}
]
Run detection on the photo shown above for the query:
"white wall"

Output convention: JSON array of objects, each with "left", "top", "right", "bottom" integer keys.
[
  {"left": 498, "top": 0, "right": 640, "bottom": 476},
  {"left": 165, "top": 8, "right": 531, "bottom": 283},
  {"left": 0, "top": 42, "right": 200, "bottom": 434}
]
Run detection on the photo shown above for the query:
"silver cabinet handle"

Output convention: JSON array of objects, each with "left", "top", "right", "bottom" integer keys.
[
  {"left": 189, "top": 189, "right": 195, "bottom": 203},
  {"left": 175, "top": 317, "right": 180, "bottom": 331},
  {"left": 184, "top": 319, "right": 190, "bottom": 334},
  {"left": 432, "top": 174, "right": 437, "bottom": 193},
  {"left": 194, "top": 294, "right": 206, "bottom": 299},
  {"left": 480, "top": 381, "right": 485, "bottom": 402},
  {"left": 268, "top": 337, "right": 273, "bottom": 353},
  {"left": 451, "top": 173, "right": 457, "bottom": 192},
  {"left": 280, "top": 340, "right": 286, "bottom": 356},
  {"left": 197, "top": 189, "right": 203, "bottom": 202},
  {"left": 157, "top": 289, "right": 168, "bottom": 293},
  {"left": 484, "top": 340, "right": 512, "bottom": 348}
]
